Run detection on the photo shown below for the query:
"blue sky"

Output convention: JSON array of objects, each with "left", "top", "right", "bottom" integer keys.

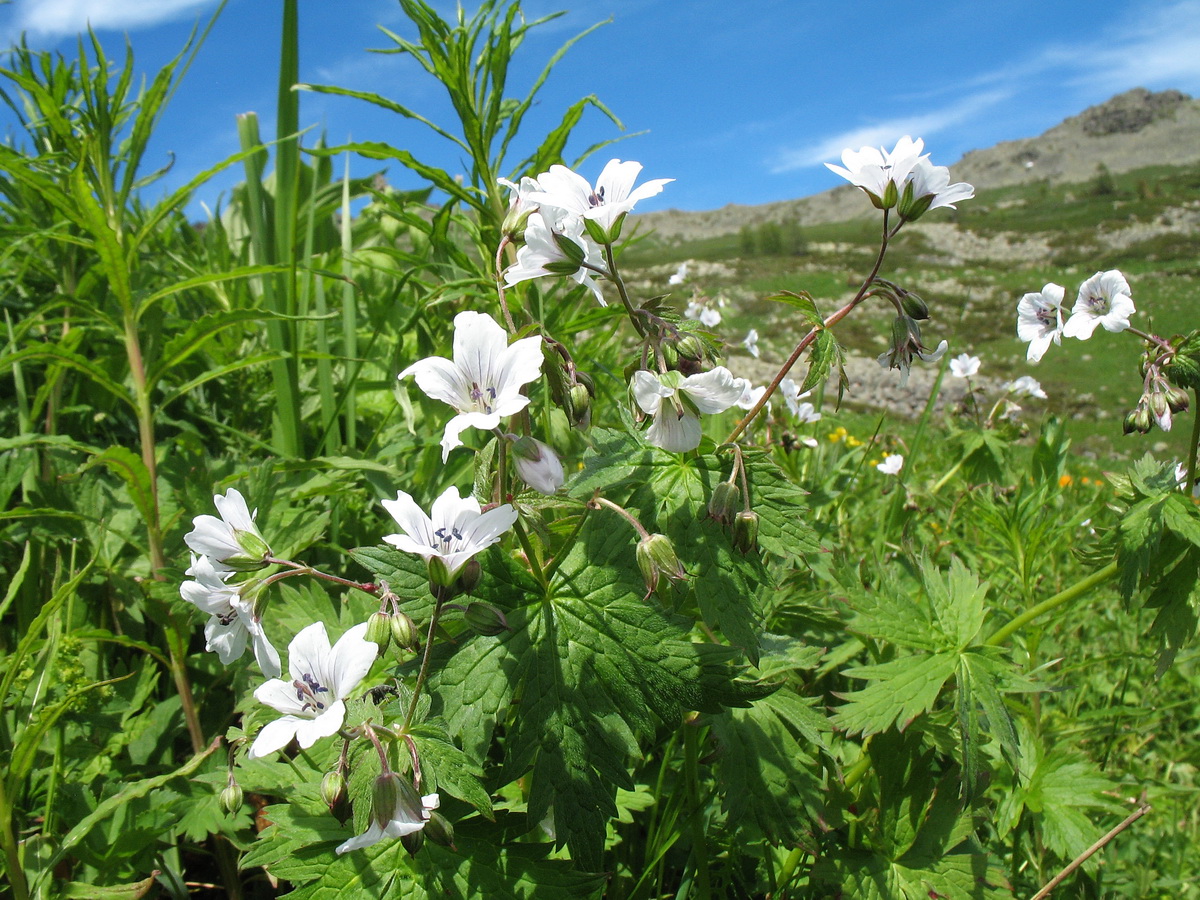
[{"left": 3, "top": 0, "right": 1200, "bottom": 217}]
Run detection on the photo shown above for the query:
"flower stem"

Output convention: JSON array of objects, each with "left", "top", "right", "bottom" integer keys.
[
  {"left": 402, "top": 600, "right": 445, "bottom": 733},
  {"left": 494, "top": 236, "right": 518, "bottom": 334},
  {"left": 1187, "top": 387, "right": 1199, "bottom": 494},
  {"left": 1030, "top": 799, "right": 1151, "bottom": 900},
  {"left": 603, "top": 242, "right": 647, "bottom": 338},
  {"left": 262, "top": 558, "right": 378, "bottom": 594},
  {"left": 726, "top": 211, "right": 892, "bottom": 443},
  {"left": 588, "top": 494, "right": 650, "bottom": 539},
  {"left": 984, "top": 561, "right": 1119, "bottom": 647}
]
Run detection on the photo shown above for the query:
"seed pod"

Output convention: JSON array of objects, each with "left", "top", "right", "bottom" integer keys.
[
  {"left": 321, "top": 771, "right": 347, "bottom": 809},
  {"left": 219, "top": 781, "right": 243, "bottom": 816},
  {"left": 390, "top": 612, "right": 419, "bottom": 651},
  {"left": 463, "top": 601, "right": 509, "bottom": 637},
  {"left": 636, "top": 533, "right": 687, "bottom": 596},
  {"left": 365, "top": 612, "right": 391, "bottom": 653},
  {"left": 731, "top": 510, "right": 760, "bottom": 555},
  {"left": 707, "top": 481, "right": 740, "bottom": 525}
]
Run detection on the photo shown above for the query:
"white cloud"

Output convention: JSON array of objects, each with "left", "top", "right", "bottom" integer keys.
[
  {"left": 770, "top": 90, "right": 1009, "bottom": 174},
  {"left": 9, "top": 0, "right": 219, "bottom": 38}
]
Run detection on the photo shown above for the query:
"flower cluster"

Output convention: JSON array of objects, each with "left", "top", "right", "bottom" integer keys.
[
  {"left": 826, "top": 135, "right": 973, "bottom": 221},
  {"left": 1016, "top": 271, "right": 1135, "bottom": 363}
]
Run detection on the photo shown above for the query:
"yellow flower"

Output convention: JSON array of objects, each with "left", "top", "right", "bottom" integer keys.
[
  {"left": 1058, "top": 474, "right": 1073, "bottom": 487},
  {"left": 846, "top": 435, "right": 863, "bottom": 448}
]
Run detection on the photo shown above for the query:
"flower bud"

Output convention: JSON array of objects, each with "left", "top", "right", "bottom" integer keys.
[
  {"left": 1166, "top": 385, "right": 1190, "bottom": 414},
  {"left": 568, "top": 382, "right": 592, "bottom": 428},
  {"left": 636, "top": 533, "right": 687, "bottom": 596},
  {"left": 1123, "top": 404, "right": 1152, "bottom": 435},
  {"left": 390, "top": 611, "right": 419, "bottom": 651},
  {"left": 400, "top": 830, "right": 425, "bottom": 856},
  {"left": 423, "top": 811, "right": 456, "bottom": 849},
  {"left": 371, "top": 773, "right": 400, "bottom": 828},
  {"left": 365, "top": 612, "right": 391, "bottom": 653},
  {"left": 511, "top": 436, "right": 565, "bottom": 494},
  {"left": 674, "top": 333, "right": 706, "bottom": 361},
  {"left": 731, "top": 510, "right": 760, "bottom": 555},
  {"left": 219, "top": 780, "right": 243, "bottom": 815},
  {"left": 463, "top": 601, "right": 509, "bottom": 636},
  {"left": 707, "top": 481, "right": 740, "bottom": 525},
  {"left": 455, "top": 559, "right": 482, "bottom": 595},
  {"left": 321, "top": 771, "right": 347, "bottom": 809},
  {"left": 1149, "top": 391, "right": 1173, "bottom": 431},
  {"left": 898, "top": 289, "right": 929, "bottom": 321}
]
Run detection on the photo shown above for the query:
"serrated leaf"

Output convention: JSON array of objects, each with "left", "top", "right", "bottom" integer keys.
[
  {"left": 833, "top": 653, "right": 958, "bottom": 737},
  {"left": 766, "top": 289, "right": 824, "bottom": 329},
  {"left": 925, "top": 556, "right": 988, "bottom": 651},
  {"left": 800, "top": 328, "right": 844, "bottom": 395},
  {"left": 410, "top": 724, "right": 494, "bottom": 818}
]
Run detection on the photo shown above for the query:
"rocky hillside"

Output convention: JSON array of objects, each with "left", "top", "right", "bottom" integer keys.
[{"left": 640, "top": 88, "right": 1200, "bottom": 243}]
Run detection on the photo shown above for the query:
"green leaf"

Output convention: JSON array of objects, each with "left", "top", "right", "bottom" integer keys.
[
  {"left": 833, "top": 653, "right": 958, "bottom": 737},
  {"left": 766, "top": 289, "right": 824, "bottom": 329},
  {"left": 800, "top": 328, "right": 844, "bottom": 395},
  {"left": 410, "top": 723, "right": 494, "bottom": 818},
  {"left": 79, "top": 445, "right": 156, "bottom": 536}
]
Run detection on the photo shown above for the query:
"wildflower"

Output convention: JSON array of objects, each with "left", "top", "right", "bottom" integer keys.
[
  {"left": 684, "top": 300, "right": 721, "bottom": 327},
  {"left": 1016, "top": 283, "right": 1065, "bottom": 363},
  {"left": 181, "top": 554, "right": 281, "bottom": 678},
  {"left": 743, "top": 328, "right": 760, "bottom": 358},
  {"left": 876, "top": 454, "right": 904, "bottom": 475},
  {"left": 184, "top": 488, "right": 271, "bottom": 570},
  {"left": 381, "top": 485, "right": 517, "bottom": 587},
  {"left": 248, "top": 622, "right": 377, "bottom": 758},
  {"left": 399, "top": 311, "right": 543, "bottom": 461},
  {"left": 1059, "top": 474, "right": 1073, "bottom": 487},
  {"left": 631, "top": 368, "right": 744, "bottom": 452},
  {"left": 827, "top": 426, "right": 848, "bottom": 443},
  {"left": 878, "top": 316, "right": 947, "bottom": 386},
  {"left": 502, "top": 211, "right": 605, "bottom": 304},
  {"left": 780, "top": 378, "right": 820, "bottom": 421},
  {"left": 898, "top": 156, "right": 974, "bottom": 221},
  {"left": 497, "top": 175, "right": 541, "bottom": 238},
  {"left": 528, "top": 158, "right": 673, "bottom": 242},
  {"left": 668, "top": 261, "right": 688, "bottom": 285},
  {"left": 949, "top": 353, "right": 980, "bottom": 378},
  {"left": 1062, "top": 270, "right": 1134, "bottom": 340},
  {"left": 825, "top": 136, "right": 925, "bottom": 210},
  {"left": 509, "top": 435, "right": 565, "bottom": 494},
  {"left": 336, "top": 780, "right": 440, "bottom": 855},
  {"left": 1004, "top": 375, "right": 1048, "bottom": 399},
  {"left": 735, "top": 380, "right": 767, "bottom": 411}
]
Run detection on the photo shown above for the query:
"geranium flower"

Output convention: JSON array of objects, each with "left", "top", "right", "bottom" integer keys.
[
  {"left": 684, "top": 300, "right": 721, "bottom": 327},
  {"left": 743, "top": 328, "right": 760, "bottom": 358},
  {"left": 336, "top": 788, "right": 440, "bottom": 855},
  {"left": 876, "top": 454, "right": 904, "bottom": 476},
  {"left": 497, "top": 175, "right": 541, "bottom": 237},
  {"left": 1004, "top": 375, "right": 1047, "bottom": 399},
  {"left": 510, "top": 435, "right": 565, "bottom": 494},
  {"left": 1062, "top": 270, "right": 1134, "bottom": 340},
  {"left": 735, "top": 380, "right": 767, "bottom": 411},
  {"left": 899, "top": 156, "right": 974, "bottom": 220},
  {"left": 381, "top": 485, "right": 517, "bottom": 584},
  {"left": 181, "top": 554, "right": 281, "bottom": 678},
  {"left": 668, "top": 262, "right": 688, "bottom": 285},
  {"left": 631, "top": 368, "right": 744, "bottom": 452},
  {"left": 877, "top": 317, "right": 947, "bottom": 386},
  {"left": 399, "top": 311, "right": 543, "bottom": 461},
  {"left": 248, "top": 622, "right": 377, "bottom": 758},
  {"left": 184, "top": 488, "right": 271, "bottom": 570},
  {"left": 949, "top": 353, "right": 980, "bottom": 378},
  {"left": 825, "top": 136, "right": 925, "bottom": 209},
  {"left": 502, "top": 211, "right": 605, "bottom": 304},
  {"left": 1016, "top": 283, "right": 1065, "bottom": 363},
  {"left": 528, "top": 158, "right": 673, "bottom": 240}
]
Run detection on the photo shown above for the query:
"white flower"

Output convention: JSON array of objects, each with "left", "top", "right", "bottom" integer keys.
[
  {"left": 498, "top": 175, "right": 541, "bottom": 236},
  {"left": 399, "top": 311, "right": 543, "bottom": 462},
  {"left": 668, "top": 262, "right": 688, "bottom": 285},
  {"left": 181, "top": 554, "right": 281, "bottom": 678},
  {"left": 899, "top": 156, "right": 974, "bottom": 219},
  {"left": 336, "top": 790, "right": 440, "bottom": 855},
  {"left": 631, "top": 367, "right": 744, "bottom": 452},
  {"left": 248, "top": 622, "right": 377, "bottom": 758},
  {"left": 503, "top": 211, "right": 606, "bottom": 304},
  {"left": 184, "top": 488, "right": 271, "bottom": 569},
  {"left": 1062, "top": 270, "right": 1135, "bottom": 340},
  {"left": 684, "top": 300, "right": 721, "bottom": 327},
  {"left": 528, "top": 158, "right": 673, "bottom": 239},
  {"left": 825, "top": 135, "right": 924, "bottom": 209},
  {"left": 735, "top": 380, "right": 767, "bottom": 411},
  {"left": 1016, "top": 283, "right": 1065, "bottom": 363},
  {"left": 742, "top": 328, "right": 760, "bottom": 358},
  {"left": 779, "top": 378, "right": 820, "bottom": 421},
  {"left": 381, "top": 485, "right": 517, "bottom": 582},
  {"left": 876, "top": 454, "right": 904, "bottom": 476},
  {"left": 949, "top": 353, "right": 981, "bottom": 378},
  {"left": 510, "top": 435, "right": 565, "bottom": 494},
  {"left": 1004, "top": 375, "right": 1047, "bottom": 399}
]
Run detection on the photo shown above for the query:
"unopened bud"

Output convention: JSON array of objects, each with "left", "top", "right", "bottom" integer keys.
[
  {"left": 731, "top": 510, "right": 760, "bottom": 555},
  {"left": 1124, "top": 404, "right": 1152, "bottom": 435},
  {"left": 512, "top": 436, "right": 565, "bottom": 494},
  {"left": 424, "top": 811, "right": 456, "bottom": 849},
  {"left": 390, "top": 611, "right": 419, "bottom": 650},
  {"left": 321, "top": 771, "right": 347, "bottom": 809},
  {"left": 219, "top": 781, "right": 243, "bottom": 815},
  {"left": 707, "top": 481, "right": 740, "bottom": 525},
  {"left": 455, "top": 559, "right": 483, "bottom": 595},
  {"left": 636, "top": 533, "right": 687, "bottom": 596},
  {"left": 1166, "top": 385, "right": 1190, "bottom": 414},
  {"left": 463, "top": 601, "right": 509, "bottom": 636},
  {"left": 675, "top": 333, "right": 706, "bottom": 360},
  {"left": 365, "top": 612, "right": 391, "bottom": 653},
  {"left": 568, "top": 382, "right": 592, "bottom": 427},
  {"left": 899, "top": 289, "right": 929, "bottom": 321},
  {"left": 372, "top": 773, "right": 401, "bottom": 828},
  {"left": 1149, "top": 391, "right": 1173, "bottom": 431},
  {"left": 400, "top": 830, "right": 425, "bottom": 856}
]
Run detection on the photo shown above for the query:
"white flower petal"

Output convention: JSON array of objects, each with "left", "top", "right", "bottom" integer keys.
[{"left": 248, "top": 715, "right": 302, "bottom": 759}]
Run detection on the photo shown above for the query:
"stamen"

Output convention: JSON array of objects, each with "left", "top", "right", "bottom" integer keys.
[{"left": 293, "top": 673, "right": 330, "bottom": 713}]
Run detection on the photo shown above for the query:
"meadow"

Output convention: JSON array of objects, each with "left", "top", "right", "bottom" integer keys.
[{"left": 1, "top": 2, "right": 1199, "bottom": 898}]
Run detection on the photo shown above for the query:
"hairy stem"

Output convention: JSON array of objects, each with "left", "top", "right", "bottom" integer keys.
[
  {"left": 1030, "top": 800, "right": 1151, "bottom": 900},
  {"left": 402, "top": 600, "right": 445, "bottom": 733},
  {"left": 985, "top": 561, "right": 1119, "bottom": 647}
]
